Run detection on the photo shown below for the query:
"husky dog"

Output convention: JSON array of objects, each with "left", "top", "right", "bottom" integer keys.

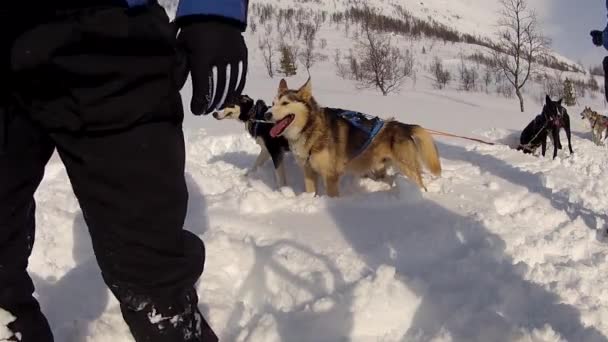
[
  {"left": 517, "top": 95, "right": 573, "bottom": 159},
  {"left": 265, "top": 78, "right": 442, "bottom": 197},
  {"left": 580, "top": 106, "right": 608, "bottom": 145},
  {"left": 214, "top": 95, "right": 290, "bottom": 188}
]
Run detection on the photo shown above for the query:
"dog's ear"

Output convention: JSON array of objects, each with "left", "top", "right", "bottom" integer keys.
[
  {"left": 238, "top": 95, "right": 253, "bottom": 110},
  {"left": 256, "top": 99, "right": 269, "bottom": 112},
  {"left": 240, "top": 94, "right": 252, "bottom": 104},
  {"left": 239, "top": 97, "right": 254, "bottom": 117},
  {"left": 297, "top": 77, "right": 313, "bottom": 101},
  {"left": 254, "top": 100, "right": 268, "bottom": 116},
  {"left": 557, "top": 98, "right": 563, "bottom": 107},
  {"left": 545, "top": 95, "right": 552, "bottom": 105},
  {"left": 278, "top": 79, "right": 288, "bottom": 93}
]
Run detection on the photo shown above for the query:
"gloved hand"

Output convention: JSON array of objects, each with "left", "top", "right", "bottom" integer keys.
[
  {"left": 591, "top": 30, "right": 603, "bottom": 47},
  {"left": 178, "top": 19, "right": 248, "bottom": 115}
]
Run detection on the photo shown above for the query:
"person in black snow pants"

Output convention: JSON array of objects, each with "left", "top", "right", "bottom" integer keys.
[
  {"left": 591, "top": 0, "right": 608, "bottom": 101},
  {"left": 0, "top": 0, "right": 248, "bottom": 341}
]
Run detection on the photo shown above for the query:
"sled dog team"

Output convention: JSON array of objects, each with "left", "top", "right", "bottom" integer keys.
[
  {"left": 214, "top": 77, "right": 603, "bottom": 197},
  {"left": 517, "top": 95, "right": 608, "bottom": 159},
  {"left": 215, "top": 78, "right": 441, "bottom": 197}
]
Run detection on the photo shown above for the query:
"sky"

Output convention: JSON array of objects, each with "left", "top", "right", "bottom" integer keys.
[{"left": 540, "top": 0, "right": 607, "bottom": 68}]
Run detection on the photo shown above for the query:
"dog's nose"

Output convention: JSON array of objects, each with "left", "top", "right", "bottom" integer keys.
[
  {"left": 264, "top": 112, "right": 273, "bottom": 122},
  {"left": 212, "top": 112, "right": 218, "bottom": 119}
]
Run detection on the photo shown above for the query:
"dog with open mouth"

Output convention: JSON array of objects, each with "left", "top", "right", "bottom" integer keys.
[
  {"left": 265, "top": 78, "right": 442, "bottom": 197},
  {"left": 214, "top": 95, "right": 290, "bottom": 188}
]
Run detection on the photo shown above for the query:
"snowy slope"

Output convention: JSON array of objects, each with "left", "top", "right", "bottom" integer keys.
[
  {"left": 252, "top": 0, "right": 504, "bottom": 40},
  {"left": 6, "top": 0, "right": 608, "bottom": 341},
  {"left": 19, "top": 95, "right": 608, "bottom": 341},
  {"left": 16, "top": 62, "right": 608, "bottom": 341},
  {"left": 161, "top": 0, "right": 539, "bottom": 43}
]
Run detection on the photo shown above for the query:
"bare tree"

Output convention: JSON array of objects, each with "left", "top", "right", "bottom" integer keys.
[
  {"left": 574, "top": 80, "right": 586, "bottom": 100},
  {"left": 298, "top": 23, "right": 319, "bottom": 73},
  {"left": 258, "top": 25, "right": 275, "bottom": 78},
  {"left": 277, "top": 43, "right": 299, "bottom": 77},
  {"left": 590, "top": 64, "right": 604, "bottom": 77},
  {"left": 334, "top": 50, "right": 349, "bottom": 78},
  {"left": 458, "top": 55, "right": 478, "bottom": 92},
  {"left": 403, "top": 49, "right": 415, "bottom": 81},
  {"left": 588, "top": 75, "right": 600, "bottom": 93},
  {"left": 334, "top": 49, "right": 361, "bottom": 81},
  {"left": 541, "top": 70, "right": 564, "bottom": 100},
  {"left": 431, "top": 57, "right": 451, "bottom": 89},
  {"left": 493, "top": 0, "right": 549, "bottom": 112},
  {"left": 348, "top": 50, "right": 362, "bottom": 81},
  {"left": 483, "top": 65, "right": 493, "bottom": 93},
  {"left": 563, "top": 78, "right": 576, "bottom": 106},
  {"left": 355, "top": 20, "right": 414, "bottom": 96},
  {"left": 498, "top": 82, "right": 514, "bottom": 98}
]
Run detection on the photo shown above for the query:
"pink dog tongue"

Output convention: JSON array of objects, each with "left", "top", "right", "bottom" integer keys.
[{"left": 270, "top": 118, "right": 290, "bottom": 137}]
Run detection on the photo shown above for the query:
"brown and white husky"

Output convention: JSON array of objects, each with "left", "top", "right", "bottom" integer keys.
[{"left": 265, "top": 78, "right": 442, "bottom": 197}]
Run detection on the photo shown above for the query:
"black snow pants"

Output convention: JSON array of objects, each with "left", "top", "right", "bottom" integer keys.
[
  {"left": 0, "top": 2, "right": 217, "bottom": 341},
  {"left": 603, "top": 56, "right": 608, "bottom": 102}
]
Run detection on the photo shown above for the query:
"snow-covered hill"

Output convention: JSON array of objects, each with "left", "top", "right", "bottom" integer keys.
[
  {"left": 160, "top": 0, "right": 582, "bottom": 75},
  {"left": 6, "top": 0, "right": 608, "bottom": 341},
  {"left": 253, "top": 0, "right": 502, "bottom": 39}
]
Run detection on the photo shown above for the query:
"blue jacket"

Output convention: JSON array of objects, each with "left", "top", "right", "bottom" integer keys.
[{"left": 127, "top": 0, "right": 248, "bottom": 25}]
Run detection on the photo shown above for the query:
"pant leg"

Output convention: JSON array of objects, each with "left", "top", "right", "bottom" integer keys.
[
  {"left": 603, "top": 56, "right": 608, "bottom": 102},
  {"left": 10, "top": 3, "right": 215, "bottom": 341},
  {"left": 53, "top": 121, "right": 215, "bottom": 342},
  {"left": 0, "top": 109, "right": 55, "bottom": 342}
]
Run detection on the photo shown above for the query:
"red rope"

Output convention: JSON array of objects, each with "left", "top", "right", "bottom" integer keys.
[{"left": 425, "top": 128, "right": 496, "bottom": 146}]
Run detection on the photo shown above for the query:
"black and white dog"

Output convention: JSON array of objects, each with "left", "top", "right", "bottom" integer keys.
[
  {"left": 517, "top": 95, "right": 573, "bottom": 159},
  {"left": 213, "top": 95, "right": 290, "bottom": 188}
]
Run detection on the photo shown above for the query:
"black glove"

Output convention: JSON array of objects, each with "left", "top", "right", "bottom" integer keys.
[
  {"left": 591, "top": 30, "right": 603, "bottom": 47},
  {"left": 178, "top": 19, "right": 248, "bottom": 115}
]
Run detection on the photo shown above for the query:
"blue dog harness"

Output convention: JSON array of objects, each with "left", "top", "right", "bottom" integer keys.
[{"left": 335, "top": 110, "right": 385, "bottom": 159}]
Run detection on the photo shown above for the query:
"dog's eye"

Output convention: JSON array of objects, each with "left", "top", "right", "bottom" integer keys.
[{"left": 281, "top": 101, "right": 289, "bottom": 106}]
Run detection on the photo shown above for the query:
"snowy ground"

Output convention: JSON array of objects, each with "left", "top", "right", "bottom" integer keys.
[
  {"left": 6, "top": 0, "right": 608, "bottom": 340},
  {"left": 12, "top": 76, "right": 608, "bottom": 341}
]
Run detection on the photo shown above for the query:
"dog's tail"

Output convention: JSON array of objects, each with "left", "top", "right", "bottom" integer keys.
[{"left": 412, "top": 126, "right": 442, "bottom": 176}]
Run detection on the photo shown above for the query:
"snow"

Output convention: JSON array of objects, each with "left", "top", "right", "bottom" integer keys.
[
  {"left": 9, "top": 0, "right": 608, "bottom": 341},
  {"left": 25, "top": 96, "right": 608, "bottom": 341},
  {"left": 0, "top": 308, "right": 18, "bottom": 341}
]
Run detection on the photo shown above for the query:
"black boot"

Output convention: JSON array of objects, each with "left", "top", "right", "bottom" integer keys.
[{"left": 119, "top": 289, "right": 218, "bottom": 342}]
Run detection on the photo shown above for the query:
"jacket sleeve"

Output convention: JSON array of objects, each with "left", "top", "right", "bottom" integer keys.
[{"left": 176, "top": 0, "right": 249, "bottom": 25}]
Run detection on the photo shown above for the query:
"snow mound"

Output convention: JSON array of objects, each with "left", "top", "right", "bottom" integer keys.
[
  {"left": 24, "top": 123, "right": 608, "bottom": 341},
  {"left": 0, "top": 308, "right": 18, "bottom": 341}
]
